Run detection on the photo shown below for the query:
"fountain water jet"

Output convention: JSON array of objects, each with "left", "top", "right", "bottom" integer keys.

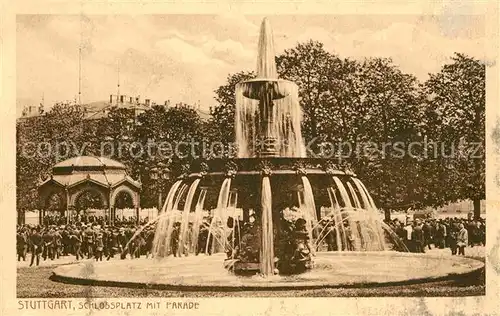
[{"left": 54, "top": 16, "right": 484, "bottom": 290}]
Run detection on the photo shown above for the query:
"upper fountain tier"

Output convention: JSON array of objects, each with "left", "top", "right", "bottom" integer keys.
[
  {"left": 235, "top": 17, "right": 305, "bottom": 158},
  {"left": 240, "top": 18, "right": 297, "bottom": 101}
]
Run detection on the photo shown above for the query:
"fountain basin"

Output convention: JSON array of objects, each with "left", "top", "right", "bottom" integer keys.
[
  {"left": 238, "top": 79, "right": 297, "bottom": 100},
  {"left": 52, "top": 252, "right": 483, "bottom": 290}
]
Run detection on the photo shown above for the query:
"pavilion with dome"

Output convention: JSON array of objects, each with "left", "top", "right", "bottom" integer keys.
[{"left": 37, "top": 156, "right": 142, "bottom": 224}]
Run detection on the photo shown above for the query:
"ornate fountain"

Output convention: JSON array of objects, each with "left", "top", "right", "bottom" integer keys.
[
  {"left": 150, "top": 18, "right": 388, "bottom": 276},
  {"left": 53, "top": 17, "right": 484, "bottom": 289}
]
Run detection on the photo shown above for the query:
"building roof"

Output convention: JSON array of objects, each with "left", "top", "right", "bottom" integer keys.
[
  {"left": 40, "top": 156, "right": 141, "bottom": 190},
  {"left": 40, "top": 173, "right": 141, "bottom": 189},
  {"left": 53, "top": 156, "right": 126, "bottom": 170}
]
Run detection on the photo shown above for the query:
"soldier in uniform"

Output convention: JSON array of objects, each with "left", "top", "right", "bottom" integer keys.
[
  {"left": 457, "top": 223, "right": 468, "bottom": 256},
  {"left": 344, "top": 222, "right": 354, "bottom": 251},
  {"left": 53, "top": 227, "right": 62, "bottom": 259},
  {"left": 107, "top": 228, "right": 120, "bottom": 260},
  {"left": 422, "top": 220, "right": 432, "bottom": 250},
  {"left": 29, "top": 227, "right": 43, "bottom": 267},
  {"left": 171, "top": 222, "right": 181, "bottom": 257},
  {"left": 17, "top": 228, "right": 28, "bottom": 261},
  {"left": 145, "top": 227, "right": 155, "bottom": 258},
  {"left": 197, "top": 223, "right": 209, "bottom": 255},
  {"left": 42, "top": 227, "right": 54, "bottom": 260},
  {"left": 102, "top": 225, "right": 110, "bottom": 258},
  {"left": 134, "top": 229, "right": 146, "bottom": 258},
  {"left": 325, "top": 221, "right": 337, "bottom": 251},
  {"left": 94, "top": 232, "right": 104, "bottom": 261},
  {"left": 84, "top": 225, "right": 95, "bottom": 259},
  {"left": 61, "top": 226, "right": 70, "bottom": 256},
  {"left": 70, "top": 228, "right": 83, "bottom": 260},
  {"left": 126, "top": 226, "right": 137, "bottom": 259},
  {"left": 412, "top": 219, "right": 425, "bottom": 253},
  {"left": 448, "top": 220, "right": 459, "bottom": 255},
  {"left": 118, "top": 228, "right": 128, "bottom": 259}
]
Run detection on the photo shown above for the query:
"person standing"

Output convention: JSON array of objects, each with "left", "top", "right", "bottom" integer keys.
[
  {"left": 448, "top": 221, "right": 459, "bottom": 255},
  {"left": 118, "top": 228, "right": 128, "bottom": 259},
  {"left": 84, "top": 225, "right": 95, "bottom": 259},
  {"left": 29, "top": 228, "right": 43, "bottom": 267},
  {"left": 71, "top": 228, "right": 83, "bottom": 260},
  {"left": 94, "top": 232, "right": 104, "bottom": 261},
  {"left": 17, "top": 229, "right": 27, "bottom": 261},
  {"left": 171, "top": 222, "right": 181, "bottom": 257},
  {"left": 42, "top": 228, "right": 54, "bottom": 260},
  {"left": 145, "top": 227, "right": 155, "bottom": 258},
  {"left": 412, "top": 220, "right": 425, "bottom": 253},
  {"left": 403, "top": 220, "right": 414, "bottom": 252},
  {"left": 457, "top": 223, "right": 468, "bottom": 256},
  {"left": 422, "top": 221, "right": 432, "bottom": 250},
  {"left": 53, "top": 227, "right": 62, "bottom": 259}
]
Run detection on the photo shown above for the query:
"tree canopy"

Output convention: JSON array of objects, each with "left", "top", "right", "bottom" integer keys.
[{"left": 17, "top": 41, "right": 486, "bottom": 218}]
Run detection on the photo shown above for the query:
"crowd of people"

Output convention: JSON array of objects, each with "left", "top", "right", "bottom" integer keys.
[
  {"left": 17, "top": 215, "right": 156, "bottom": 267},
  {"left": 17, "top": 214, "right": 217, "bottom": 267},
  {"left": 386, "top": 216, "right": 486, "bottom": 255},
  {"left": 17, "top": 212, "right": 486, "bottom": 267}
]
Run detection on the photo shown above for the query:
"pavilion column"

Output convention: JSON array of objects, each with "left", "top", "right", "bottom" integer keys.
[
  {"left": 108, "top": 187, "right": 113, "bottom": 226},
  {"left": 135, "top": 192, "right": 140, "bottom": 225},
  {"left": 65, "top": 188, "right": 70, "bottom": 225}
]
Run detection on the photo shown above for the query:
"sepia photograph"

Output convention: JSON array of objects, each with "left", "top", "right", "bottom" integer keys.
[{"left": 5, "top": 4, "right": 499, "bottom": 314}]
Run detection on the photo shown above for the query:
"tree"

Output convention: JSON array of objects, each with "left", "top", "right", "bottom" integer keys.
[
  {"left": 16, "top": 101, "right": 87, "bottom": 210},
  {"left": 276, "top": 41, "right": 338, "bottom": 146},
  {"left": 134, "top": 103, "right": 204, "bottom": 208},
  {"left": 422, "top": 53, "right": 485, "bottom": 219}
]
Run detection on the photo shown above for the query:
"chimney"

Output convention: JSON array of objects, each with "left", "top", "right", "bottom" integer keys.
[
  {"left": 164, "top": 100, "right": 169, "bottom": 107},
  {"left": 145, "top": 99, "right": 150, "bottom": 106},
  {"left": 109, "top": 94, "right": 113, "bottom": 103}
]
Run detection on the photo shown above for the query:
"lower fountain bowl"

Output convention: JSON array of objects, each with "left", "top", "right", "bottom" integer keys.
[{"left": 52, "top": 252, "right": 483, "bottom": 290}]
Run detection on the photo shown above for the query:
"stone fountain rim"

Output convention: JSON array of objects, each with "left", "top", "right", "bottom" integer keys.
[
  {"left": 51, "top": 252, "right": 484, "bottom": 292},
  {"left": 237, "top": 78, "right": 297, "bottom": 85}
]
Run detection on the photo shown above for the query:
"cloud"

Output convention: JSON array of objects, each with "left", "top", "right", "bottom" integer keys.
[
  {"left": 291, "top": 19, "right": 488, "bottom": 80},
  {"left": 17, "top": 14, "right": 490, "bottom": 116}
]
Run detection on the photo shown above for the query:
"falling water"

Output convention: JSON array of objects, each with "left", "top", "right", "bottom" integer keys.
[
  {"left": 260, "top": 176, "right": 274, "bottom": 276},
  {"left": 190, "top": 188, "right": 207, "bottom": 254},
  {"left": 234, "top": 17, "right": 306, "bottom": 158},
  {"left": 326, "top": 187, "right": 346, "bottom": 251},
  {"left": 177, "top": 178, "right": 201, "bottom": 256},
  {"left": 151, "top": 180, "right": 183, "bottom": 258},
  {"left": 353, "top": 178, "right": 387, "bottom": 250},
  {"left": 120, "top": 212, "right": 167, "bottom": 258},
  {"left": 152, "top": 183, "right": 188, "bottom": 258},
  {"left": 160, "top": 180, "right": 183, "bottom": 215},
  {"left": 235, "top": 85, "right": 305, "bottom": 157},
  {"left": 207, "top": 178, "right": 232, "bottom": 254},
  {"left": 301, "top": 176, "right": 318, "bottom": 222},
  {"left": 227, "top": 190, "right": 240, "bottom": 254},
  {"left": 299, "top": 176, "right": 318, "bottom": 252},
  {"left": 346, "top": 181, "right": 368, "bottom": 250},
  {"left": 273, "top": 83, "right": 305, "bottom": 157},
  {"left": 331, "top": 177, "right": 363, "bottom": 250}
]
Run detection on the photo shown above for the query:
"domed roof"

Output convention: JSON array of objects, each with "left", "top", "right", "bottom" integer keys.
[{"left": 53, "top": 156, "right": 126, "bottom": 170}]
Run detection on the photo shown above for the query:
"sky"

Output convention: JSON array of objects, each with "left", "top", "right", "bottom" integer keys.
[{"left": 16, "top": 13, "right": 491, "bottom": 115}]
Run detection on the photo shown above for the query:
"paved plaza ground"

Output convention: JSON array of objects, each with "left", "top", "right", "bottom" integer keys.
[{"left": 17, "top": 247, "right": 485, "bottom": 298}]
